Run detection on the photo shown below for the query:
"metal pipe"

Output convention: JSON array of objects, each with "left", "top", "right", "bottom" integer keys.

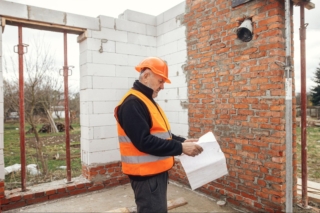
[
  {"left": 63, "top": 31, "right": 71, "bottom": 182},
  {"left": 300, "top": 2, "right": 308, "bottom": 208},
  {"left": 18, "top": 25, "right": 26, "bottom": 191},
  {"left": 284, "top": 0, "right": 293, "bottom": 211}
]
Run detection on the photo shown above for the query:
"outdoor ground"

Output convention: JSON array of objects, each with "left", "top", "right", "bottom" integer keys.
[{"left": 4, "top": 121, "right": 81, "bottom": 190}]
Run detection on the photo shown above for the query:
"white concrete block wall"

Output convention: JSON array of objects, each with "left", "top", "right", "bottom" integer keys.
[
  {"left": 0, "top": 20, "right": 4, "bottom": 180},
  {"left": 80, "top": 10, "right": 160, "bottom": 164},
  {"left": 155, "top": 1, "right": 188, "bottom": 138},
  {"left": 79, "top": 1, "right": 188, "bottom": 164}
]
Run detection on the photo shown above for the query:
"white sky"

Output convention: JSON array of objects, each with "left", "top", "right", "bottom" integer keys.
[{"left": 2, "top": 0, "right": 320, "bottom": 94}]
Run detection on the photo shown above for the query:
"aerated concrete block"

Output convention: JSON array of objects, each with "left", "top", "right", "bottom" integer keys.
[
  {"left": 157, "top": 41, "right": 178, "bottom": 57},
  {"left": 0, "top": 1, "right": 28, "bottom": 19},
  {"left": 80, "top": 76, "right": 92, "bottom": 90},
  {"left": 146, "top": 25, "right": 157, "bottom": 36},
  {"left": 162, "top": 50, "right": 187, "bottom": 65},
  {"left": 92, "top": 28, "right": 127, "bottom": 43},
  {"left": 170, "top": 123, "right": 188, "bottom": 138},
  {"left": 93, "top": 101, "right": 119, "bottom": 114},
  {"left": 81, "top": 38, "right": 116, "bottom": 53},
  {"left": 116, "top": 42, "right": 156, "bottom": 56},
  {"left": 83, "top": 113, "right": 116, "bottom": 126},
  {"left": 28, "top": 6, "right": 65, "bottom": 25},
  {"left": 88, "top": 149, "right": 121, "bottom": 164},
  {"left": 179, "top": 110, "right": 188, "bottom": 124},
  {"left": 80, "top": 51, "right": 92, "bottom": 65},
  {"left": 177, "top": 38, "right": 187, "bottom": 51},
  {"left": 99, "top": 15, "right": 115, "bottom": 29},
  {"left": 157, "top": 18, "right": 181, "bottom": 36},
  {"left": 89, "top": 138, "right": 119, "bottom": 152},
  {"left": 121, "top": 10, "right": 156, "bottom": 26},
  {"left": 92, "top": 76, "right": 129, "bottom": 89},
  {"left": 81, "top": 63, "right": 116, "bottom": 78},
  {"left": 66, "top": 13, "right": 99, "bottom": 30},
  {"left": 116, "top": 19, "right": 146, "bottom": 35},
  {"left": 80, "top": 101, "right": 93, "bottom": 115},
  {"left": 157, "top": 27, "right": 185, "bottom": 46},
  {"left": 81, "top": 88, "right": 127, "bottom": 102},
  {"left": 115, "top": 65, "right": 139, "bottom": 78},
  {"left": 81, "top": 126, "right": 94, "bottom": 140},
  {"left": 93, "top": 126, "right": 118, "bottom": 140},
  {"left": 127, "top": 55, "right": 145, "bottom": 66},
  {"left": 92, "top": 52, "right": 128, "bottom": 66},
  {"left": 127, "top": 33, "right": 156, "bottom": 47},
  {"left": 163, "top": 1, "right": 186, "bottom": 23}
]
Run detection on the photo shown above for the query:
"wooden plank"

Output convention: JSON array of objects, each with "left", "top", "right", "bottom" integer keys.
[
  {"left": 167, "top": 197, "right": 188, "bottom": 210},
  {"left": 106, "top": 197, "right": 188, "bottom": 213}
]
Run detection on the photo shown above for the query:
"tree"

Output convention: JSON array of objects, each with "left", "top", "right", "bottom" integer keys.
[
  {"left": 311, "top": 63, "right": 320, "bottom": 106},
  {"left": 4, "top": 34, "right": 63, "bottom": 175}
]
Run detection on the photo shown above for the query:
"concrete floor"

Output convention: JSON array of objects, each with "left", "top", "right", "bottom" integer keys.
[{"left": 4, "top": 181, "right": 239, "bottom": 212}]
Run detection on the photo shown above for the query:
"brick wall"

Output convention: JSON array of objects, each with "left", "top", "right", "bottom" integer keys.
[{"left": 179, "top": 0, "right": 296, "bottom": 212}]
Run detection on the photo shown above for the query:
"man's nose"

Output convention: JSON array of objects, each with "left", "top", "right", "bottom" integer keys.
[{"left": 160, "top": 83, "right": 164, "bottom": 89}]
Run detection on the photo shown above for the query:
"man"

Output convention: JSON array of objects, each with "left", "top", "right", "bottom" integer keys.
[{"left": 114, "top": 57, "right": 203, "bottom": 213}]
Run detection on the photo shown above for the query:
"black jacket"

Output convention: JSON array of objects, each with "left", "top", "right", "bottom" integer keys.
[{"left": 117, "top": 80, "right": 186, "bottom": 180}]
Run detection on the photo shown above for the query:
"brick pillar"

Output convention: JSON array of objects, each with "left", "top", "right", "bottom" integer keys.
[{"left": 183, "top": 0, "right": 296, "bottom": 212}]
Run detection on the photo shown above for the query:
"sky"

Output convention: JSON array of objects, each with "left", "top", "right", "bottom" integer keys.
[{"left": 2, "top": 0, "right": 320, "bottom": 94}]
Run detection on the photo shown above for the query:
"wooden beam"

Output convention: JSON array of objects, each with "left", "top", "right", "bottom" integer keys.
[
  {"left": 2, "top": 16, "right": 85, "bottom": 35},
  {"left": 292, "top": 0, "right": 315, "bottom": 10},
  {"left": 1, "top": 17, "right": 5, "bottom": 33}
]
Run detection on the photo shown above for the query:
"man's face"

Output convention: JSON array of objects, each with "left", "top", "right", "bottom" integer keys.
[{"left": 145, "top": 69, "right": 165, "bottom": 98}]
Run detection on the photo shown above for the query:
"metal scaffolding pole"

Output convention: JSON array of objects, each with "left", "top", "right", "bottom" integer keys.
[
  {"left": 63, "top": 31, "right": 72, "bottom": 183},
  {"left": 17, "top": 25, "right": 26, "bottom": 191},
  {"left": 299, "top": 2, "right": 308, "bottom": 208}
]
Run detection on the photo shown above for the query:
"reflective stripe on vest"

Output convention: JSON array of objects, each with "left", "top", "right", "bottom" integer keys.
[{"left": 115, "top": 89, "right": 174, "bottom": 176}]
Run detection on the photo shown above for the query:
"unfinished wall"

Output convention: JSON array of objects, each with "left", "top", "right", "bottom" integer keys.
[
  {"left": 171, "top": 0, "right": 296, "bottom": 212},
  {"left": 80, "top": 2, "right": 188, "bottom": 172}
]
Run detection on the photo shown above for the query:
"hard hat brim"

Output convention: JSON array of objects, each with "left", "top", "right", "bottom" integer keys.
[{"left": 135, "top": 66, "right": 171, "bottom": 84}]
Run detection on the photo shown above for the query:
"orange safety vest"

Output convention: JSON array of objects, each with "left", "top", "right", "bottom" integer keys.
[{"left": 114, "top": 89, "right": 174, "bottom": 176}]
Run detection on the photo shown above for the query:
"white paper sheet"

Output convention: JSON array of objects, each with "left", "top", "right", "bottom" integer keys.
[{"left": 179, "top": 131, "right": 228, "bottom": 190}]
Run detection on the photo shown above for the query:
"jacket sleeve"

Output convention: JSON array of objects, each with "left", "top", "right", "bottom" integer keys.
[
  {"left": 117, "top": 97, "right": 183, "bottom": 157},
  {"left": 172, "top": 134, "right": 186, "bottom": 142}
]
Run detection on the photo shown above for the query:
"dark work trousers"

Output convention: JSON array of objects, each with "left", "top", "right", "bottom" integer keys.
[{"left": 130, "top": 172, "right": 168, "bottom": 213}]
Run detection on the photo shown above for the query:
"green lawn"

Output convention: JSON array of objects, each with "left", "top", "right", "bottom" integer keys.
[
  {"left": 296, "top": 127, "right": 320, "bottom": 182},
  {"left": 4, "top": 121, "right": 81, "bottom": 189}
]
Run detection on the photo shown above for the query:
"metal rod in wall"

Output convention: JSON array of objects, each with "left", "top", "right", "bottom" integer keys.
[{"left": 284, "top": 0, "right": 293, "bottom": 211}]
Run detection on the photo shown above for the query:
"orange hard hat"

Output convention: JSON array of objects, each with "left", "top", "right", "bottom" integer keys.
[{"left": 135, "top": 57, "right": 171, "bottom": 83}]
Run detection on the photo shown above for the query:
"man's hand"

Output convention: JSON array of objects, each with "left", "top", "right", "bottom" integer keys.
[
  {"left": 184, "top": 138, "right": 198, "bottom": 143},
  {"left": 182, "top": 142, "right": 203, "bottom": 157}
]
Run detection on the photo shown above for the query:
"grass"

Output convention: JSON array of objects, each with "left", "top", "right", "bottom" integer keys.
[
  {"left": 4, "top": 120, "right": 82, "bottom": 189},
  {"left": 296, "top": 126, "right": 320, "bottom": 182}
]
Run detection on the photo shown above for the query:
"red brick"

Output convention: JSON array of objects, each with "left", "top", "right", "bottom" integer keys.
[
  {"left": 34, "top": 192, "right": 45, "bottom": 198},
  {"left": 49, "top": 193, "right": 68, "bottom": 200},
  {"left": 1, "top": 201, "right": 26, "bottom": 211},
  {"left": 45, "top": 189, "right": 56, "bottom": 196},
  {"left": 26, "top": 196, "right": 48, "bottom": 205},
  {"left": 69, "top": 188, "right": 88, "bottom": 196}
]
